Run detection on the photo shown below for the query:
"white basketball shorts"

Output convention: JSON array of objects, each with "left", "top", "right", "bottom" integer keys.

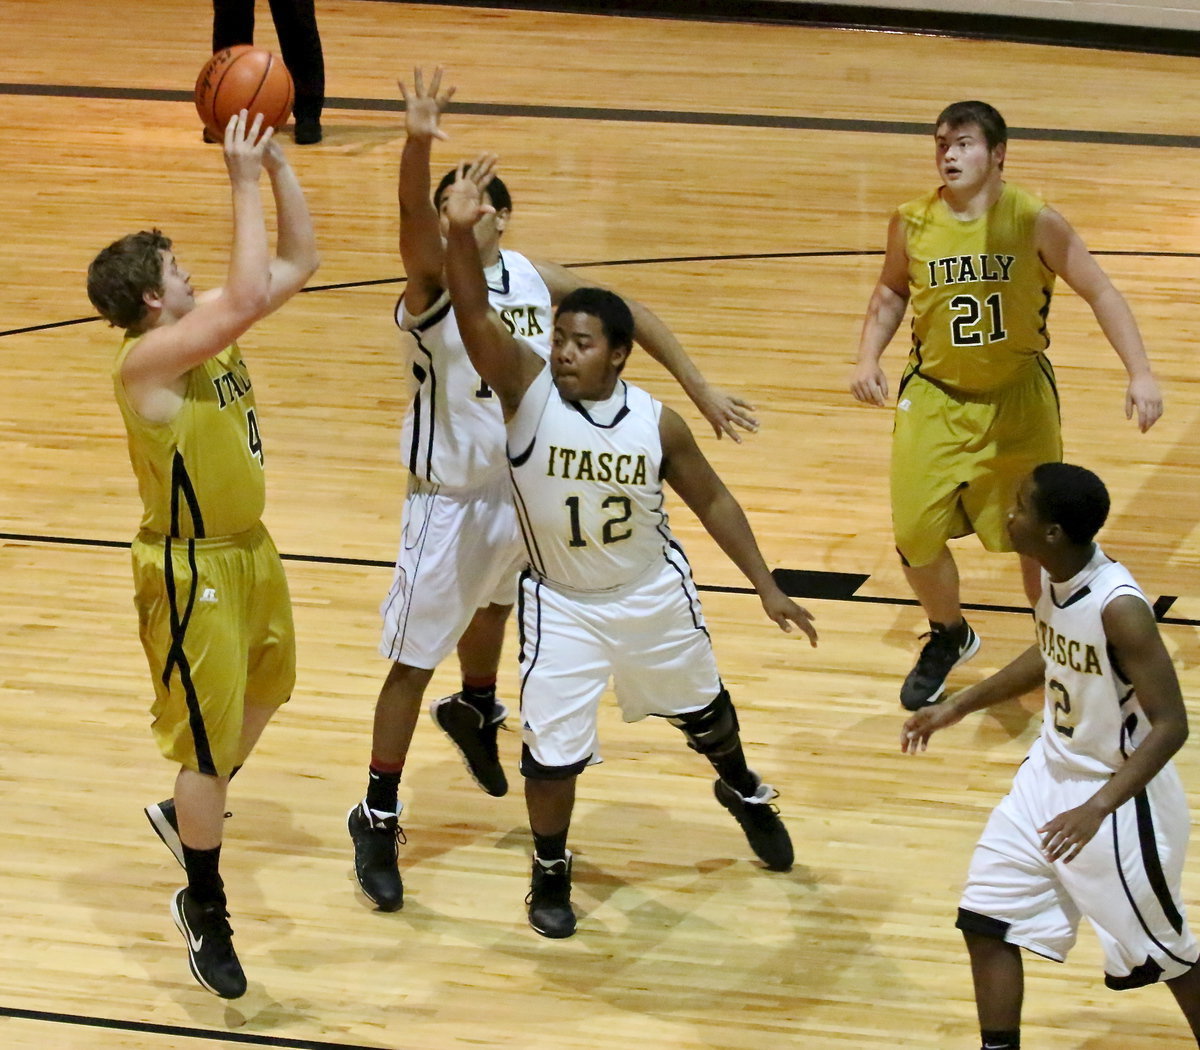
[
  {"left": 379, "top": 472, "right": 526, "bottom": 668},
  {"left": 516, "top": 550, "right": 723, "bottom": 775},
  {"left": 958, "top": 740, "right": 1198, "bottom": 988}
]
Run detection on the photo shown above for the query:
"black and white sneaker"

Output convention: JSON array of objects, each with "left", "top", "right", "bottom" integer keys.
[
  {"left": 714, "top": 778, "right": 794, "bottom": 872},
  {"left": 899, "top": 620, "right": 980, "bottom": 711},
  {"left": 526, "top": 853, "right": 576, "bottom": 939},
  {"left": 429, "top": 693, "right": 509, "bottom": 797},
  {"left": 171, "top": 888, "right": 246, "bottom": 999},
  {"left": 347, "top": 800, "right": 405, "bottom": 911},
  {"left": 145, "top": 798, "right": 185, "bottom": 870}
]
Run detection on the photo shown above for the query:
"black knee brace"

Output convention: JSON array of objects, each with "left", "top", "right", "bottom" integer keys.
[{"left": 669, "top": 689, "right": 740, "bottom": 755}]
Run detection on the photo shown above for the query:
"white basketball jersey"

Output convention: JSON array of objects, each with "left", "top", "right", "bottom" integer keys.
[
  {"left": 396, "top": 249, "right": 552, "bottom": 491},
  {"left": 507, "top": 365, "right": 675, "bottom": 594},
  {"left": 1034, "top": 546, "right": 1153, "bottom": 776}
]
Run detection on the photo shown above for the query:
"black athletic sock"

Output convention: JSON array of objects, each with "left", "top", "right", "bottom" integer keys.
[
  {"left": 708, "top": 744, "right": 758, "bottom": 799},
  {"left": 980, "top": 1030, "right": 1020, "bottom": 1050},
  {"left": 931, "top": 618, "right": 968, "bottom": 644},
  {"left": 532, "top": 827, "right": 569, "bottom": 863},
  {"left": 461, "top": 679, "right": 497, "bottom": 720},
  {"left": 181, "top": 843, "right": 225, "bottom": 906},
  {"left": 365, "top": 766, "right": 402, "bottom": 815}
]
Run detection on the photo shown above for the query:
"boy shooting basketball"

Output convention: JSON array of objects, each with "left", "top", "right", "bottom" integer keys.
[{"left": 86, "top": 111, "right": 318, "bottom": 998}]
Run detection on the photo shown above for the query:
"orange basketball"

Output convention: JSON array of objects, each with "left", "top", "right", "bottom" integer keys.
[{"left": 194, "top": 45, "right": 294, "bottom": 140}]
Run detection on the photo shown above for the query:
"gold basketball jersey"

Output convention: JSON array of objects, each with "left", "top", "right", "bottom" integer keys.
[
  {"left": 900, "top": 182, "right": 1055, "bottom": 394},
  {"left": 113, "top": 337, "right": 266, "bottom": 538}
]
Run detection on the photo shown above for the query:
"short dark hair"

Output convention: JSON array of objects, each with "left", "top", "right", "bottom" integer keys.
[
  {"left": 433, "top": 168, "right": 512, "bottom": 214},
  {"left": 1030, "top": 462, "right": 1110, "bottom": 545},
  {"left": 87, "top": 229, "right": 172, "bottom": 330},
  {"left": 935, "top": 101, "right": 1008, "bottom": 152},
  {"left": 556, "top": 287, "right": 634, "bottom": 354}
]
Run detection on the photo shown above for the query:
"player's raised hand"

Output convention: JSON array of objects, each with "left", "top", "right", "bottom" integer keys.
[
  {"left": 694, "top": 384, "right": 759, "bottom": 442},
  {"left": 223, "top": 110, "right": 272, "bottom": 181},
  {"left": 443, "top": 155, "right": 498, "bottom": 230},
  {"left": 1126, "top": 371, "right": 1164, "bottom": 432},
  {"left": 900, "top": 697, "right": 962, "bottom": 753},
  {"left": 850, "top": 361, "right": 889, "bottom": 406},
  {"left": 400, "top": 66, "right": 456, "bottom": 141},
  {"left": 759, "top": 585, "right": 817, "bottom": 646}
]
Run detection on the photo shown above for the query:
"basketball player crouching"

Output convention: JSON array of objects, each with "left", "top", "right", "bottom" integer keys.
[
  {"left": 903, "top": 463, "right": 1200, "bottom": 1049},
  {"left": 441, "top": 155, "right": 818, "bottom": 938}
]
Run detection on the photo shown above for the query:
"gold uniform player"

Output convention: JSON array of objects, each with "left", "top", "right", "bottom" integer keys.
[
  {"left": 87, "top": 111, "right": 318, "bottom": 999},
  {"left": 851, "top": 100, "right": 1163, "bottom": 712}
]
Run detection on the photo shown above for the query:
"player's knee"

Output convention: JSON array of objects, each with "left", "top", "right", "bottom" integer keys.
[
  {"left": 668, "top": 689, "right": 740, "bottom": 756},
  {"left": 520, "top": 744, "right": 589, "bottom": 781}
]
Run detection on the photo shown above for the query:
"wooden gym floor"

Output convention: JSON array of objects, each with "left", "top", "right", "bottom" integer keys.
[{"left": 2, "top": 1, "right": 1200, "bottom": 1046}]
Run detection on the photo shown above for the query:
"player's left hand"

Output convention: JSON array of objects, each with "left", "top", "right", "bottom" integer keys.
[
  {"left": 444, "top": 155, "right": 498, "bottom": 230},
  {"left": 900, "top": 698, "right": 962, "bottom": 753},
  {"left": 693, "top": 385, "right": 759, "bottom": 443},
  {"left": 759, "top": 587, "right": 817, "bottom": 645},
  {"left": 1039, "top": 800, "right": 1107, "bottom": 863},
  {"left": 1126, "top": 372, "right": 1164, "bottom": 432}
]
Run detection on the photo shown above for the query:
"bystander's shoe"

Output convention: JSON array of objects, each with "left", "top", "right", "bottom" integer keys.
[
  {"left": 171, "top": 887, "right": 246, "bottom": 999},
  {"left": 900, "top": 620, "right": 980, "bottom": 711},
  {"left": 347, "top": 800, "right": 405, "bottom": 911},
  {"left": 714, "top": 777, "right": 794, "bottom": 871},
  {"left": 294, "top": 117, "right": 322, "bottom": 144},
  {"left": 430, "top": 693, "right": 509, "bottom": 796},
  {"left": 526, "top": 852, "right": 576, "bottom": 938}
]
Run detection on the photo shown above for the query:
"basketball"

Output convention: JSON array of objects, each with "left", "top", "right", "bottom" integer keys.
[{"left": 194, "top": 46, "right": 294, "bottom": 140}]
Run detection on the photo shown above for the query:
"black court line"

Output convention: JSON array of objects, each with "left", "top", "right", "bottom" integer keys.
[
  {"left": 3, "top": 532, "right": 1193, "bottom": 626},
  {"left": 8, "top": 247, "right": 1200, "bottom": 341},
  {"left": 7, "top": 82, "right": 1200, "bottom": 149},
  {"left": 0, "top": 1004, "right": 384, "bottom": 1050}
]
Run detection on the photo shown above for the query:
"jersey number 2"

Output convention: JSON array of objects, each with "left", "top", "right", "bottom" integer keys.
[
  {"left": 1049, "top": 679, "right": 1076, "bottom": 739},
  {"left": 950, "top": 293, "right": 1007, "bottom": 347}
]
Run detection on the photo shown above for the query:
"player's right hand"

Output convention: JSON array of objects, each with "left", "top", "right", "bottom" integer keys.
[
  {"left": 223, "top": 110, "right": 271, "bottom": 179},
  {"left": 400, "top": 66, "right": 456, "bottom": 141},
  {"left": 850, "top": 362, "right": 889, "bottom": 406}
]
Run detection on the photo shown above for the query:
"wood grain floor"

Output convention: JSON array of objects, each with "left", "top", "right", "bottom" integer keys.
[{"left": 2, "top": 1, "right": 1200, "bottom": 1047}]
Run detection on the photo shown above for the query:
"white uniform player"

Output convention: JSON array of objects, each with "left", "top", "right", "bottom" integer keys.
[
  {"left": 958, "top": 547, "right": 1198, "bottom": 988},
  {"left": 507, "top": 364, "right": 723, "bottom": 774},
  {"left": 380, "top": 249, "right": 551, "bottom": 668}
]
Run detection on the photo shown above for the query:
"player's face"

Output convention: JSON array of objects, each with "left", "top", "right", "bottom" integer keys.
[
  {"left": 1005, "top": 476, "right": 1044, "bottom": 556},
  {"left": 934, "top": 122, "right": 1003, "bottom": 193},
  {"left": 154, "top": 250, "right": 195, "bottom": 319},
  {"left": 550, "top": 311, "right": 626, "bottom": 401}
]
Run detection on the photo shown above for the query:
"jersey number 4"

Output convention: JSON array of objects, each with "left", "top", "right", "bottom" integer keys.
[
  {"left": 246, "top": 407, "right": 263, "bottom": 465},
  {"left": 949, "top": 292, "right": 1007, "bottom": 347}
]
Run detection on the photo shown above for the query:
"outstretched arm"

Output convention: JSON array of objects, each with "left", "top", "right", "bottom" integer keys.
[
  {"left": 850, "top": 211, "right": 909, "bottom": 407},
  {"left": 122, "top": 112, "right": 274, "bottom": 390},
  {"left": 901, "top": 644, "right": 1044, "bottom": 753},
  {"left": 658, "top": 406, "right": 817, "bottom": 644},
  {"left": 398, "top": 67, "right": 456, "bottom": 315},
  {"left": 261, "top": 139, "right": 319, "bottom": 313},
  {"left": 533, "top": 258, "right": 757, "bottom": 442},
  {"left": 1036, "top": 206, "right": 1163, "bottom": 431},
  {"left": 1038, "top": 596, "right": 1188, "bottom": 863},
  {"left": 442, "top": 157, "right": 545, "bottom": 416}
]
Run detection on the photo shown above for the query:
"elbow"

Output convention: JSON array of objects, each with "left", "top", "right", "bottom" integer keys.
[{"left": 304, "top": 251, "right": 321, "bottom": 281}]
